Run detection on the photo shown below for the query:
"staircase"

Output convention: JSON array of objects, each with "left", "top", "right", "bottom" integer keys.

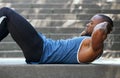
[
  {"left": 0, "top": 0, "right": 120, "bottom": 78},
  {"left": 0, "top": 0, "right": 120, "bottom": 58}
]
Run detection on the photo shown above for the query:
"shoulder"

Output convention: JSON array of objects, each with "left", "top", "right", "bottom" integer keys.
[{"left": 78, "top": 37, "right": 104, "bottom": 63}]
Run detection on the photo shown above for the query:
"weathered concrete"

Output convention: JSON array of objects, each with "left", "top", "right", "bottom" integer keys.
[{"left": 0, "top": 58, "right": 120, "bottom": 78}]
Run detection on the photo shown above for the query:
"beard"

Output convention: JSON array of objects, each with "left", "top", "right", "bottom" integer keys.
[
  {"left": 81, "top": 30, "right": 92, "bottom": 36},
  {"left": 83, "top": 33, "right": 91, "bottom": 36}
]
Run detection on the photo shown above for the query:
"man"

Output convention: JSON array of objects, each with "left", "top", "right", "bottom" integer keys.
[{"left": 0, "top": 7, "right": 113, "bottom": 64}]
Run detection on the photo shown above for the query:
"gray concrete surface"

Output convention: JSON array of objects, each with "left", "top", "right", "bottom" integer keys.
[
  {"left": 0, "top": 0, "right": 119, "bottom": 56},
  {"left": 0, "top": 58, "right": 120, "bottom": 78}
]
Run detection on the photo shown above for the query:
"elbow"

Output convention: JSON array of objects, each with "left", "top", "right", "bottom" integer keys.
[
  {"left": 80, "top": 58, "right": 95, "bottom": 63},
  {"left": 79, "top": 56, "right": 96, "bottom": 64}
]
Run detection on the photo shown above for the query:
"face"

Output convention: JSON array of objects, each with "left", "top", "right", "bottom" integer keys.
[{"left": 85, "top": 15, "right": 104, "bottom": 35}]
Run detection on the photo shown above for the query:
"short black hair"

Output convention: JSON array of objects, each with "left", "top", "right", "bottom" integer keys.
[{"left": 98, "top": 14, "right": 113, "bottom": 34}]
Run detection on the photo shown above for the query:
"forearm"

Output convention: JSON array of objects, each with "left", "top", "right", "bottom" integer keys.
[{"left": 91, "top": 22, "right": 108, "bottom": 51}]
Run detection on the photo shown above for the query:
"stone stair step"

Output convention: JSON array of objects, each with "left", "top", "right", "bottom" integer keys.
[
  {"left": 0, "top": 49, "right": 120, "bottom": 58},
  {"left": 0, "top": 50, "right": 23, "bottom": 58},
  {"left": 19, "top": 14, "right": 120, "bottom": 21},
  {"left": 35, "top": 27, "right": 120, "bottom": 34},
  {"left": 0, "top": 35, "right": 119, "bottom": 51},
  {"left": 0, "top": 0, "right": 39, "bottom": 3},
  {"left": 22, "top": 14, "right": 92, "bottom": 20},
  {"left": 104, "top": 42, "right": 120, "bottom": 50},
  {"left": 2, "top": 33, "right": 120, "bottom": 42},
  {"left": 1, "top": 0, "right": 120, "bottom": 3},
  {"left": 0, "top": 0, "right": 107, "bottom": 3},
  {"left": 1, "top": 33, "right": 81, "bottom": 42},
  {"left": 0, "top": 42, "right": 20, "bottom": 50},
  {"left": 1, "top": 3, "right": 120, "bottom": 10},
  {"left": 0, "top": 32, "right": 119, "bottom": 41},
  {"left": 27, "top": 20, "right": 87, "bottom": 27},
  {"left": 23, "top": 19, "right": 119, "bottom": 27},
  {"left": 0, "top": 27, "right": 118, "bottom": 36},
  {"left": 14, "top": 8, "right": 120, "bottom": 14},
  {"left": 0, "top": 26, "right": 119, "bottom": 42},
  {"left": 0, "top": 42, "right": 119, "bottom": 50},
  {"left": 10, "top": 3, "right": 117, "bottom": 9},
  {"left": 1, "top": 50, "right": 120, "bottom": 58},
  {"left": 106, "top": 34, "right": 120, "bottom": 42},
  {"left": 0, "top": 0, "right": 70, "bottom": 4},
  {"left": 36, "top": 27, "right": 83, "bottom": 33},
  {"left": 102, "top": 50, "right": 120, "bottom": 58},
  {"left": 111, "top": 27, "right": 120, "bottom": 34}
]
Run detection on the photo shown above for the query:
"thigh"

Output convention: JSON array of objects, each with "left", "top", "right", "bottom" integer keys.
[{"left": 3, "top": 7, "right": 44, "bottom": 62}]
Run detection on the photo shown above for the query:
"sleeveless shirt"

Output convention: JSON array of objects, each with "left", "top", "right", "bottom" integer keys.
[{"left": 33, "top": 33, "right": 89, "bottom": 64}]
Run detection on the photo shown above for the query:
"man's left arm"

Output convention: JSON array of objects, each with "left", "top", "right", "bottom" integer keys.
[
  {"left": 91, "top": 22, "right": 108, "bottom": 51},
  {"left": 78, "top": 22, "right": 109, "bottom": 63}
]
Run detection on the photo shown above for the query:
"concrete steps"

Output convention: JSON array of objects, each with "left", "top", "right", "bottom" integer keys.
[
  {"left": 1, "top": 0, "right": 120, "bottom": 3},
  {"left": 0, "top": 25, "right": 119, "bottom": 58},
  {"left": 7, "top": 3, "right": 120, "bottom": 9},
  {"left": 13, "top": 8, "right": 120, "bottom": 14},
  {"left": 1, "top": 33, "right": 120, "bottom": 43},
  {"left": 0, "top": 51, "right": 23, "bottom": 58},
  {"left": 13, "top": 14, "right": 120, "bottom": 21},
  {"left": 0, "top": 1, "right": 119, "bottom": 7},
  {"left": 0, "top": 0, "right": 70, "bottom": 4},
  {"left": 0, "top": 32, "right": 119, "bottom": 58},
  {"left": 0, "top": 0, "right": 119, "bottom": 58},
  {"left": 25, "top": 20, "right": 119, "bottom": 27},
  {"left": 0, "top": 27, "right": 119, "bottom": 38},
  {"left": 0, "top": 1, "right": 119, "bottom": 78},
  {"left": 0, "top": 41, "right": 119, "bottom": 51}
]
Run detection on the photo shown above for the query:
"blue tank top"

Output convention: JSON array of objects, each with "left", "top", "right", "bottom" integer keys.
[{"left": 33, "top": 33, "right": 89, "bottom": 64}]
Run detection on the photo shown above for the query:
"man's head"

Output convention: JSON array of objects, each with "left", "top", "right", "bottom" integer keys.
[{"left": 85, "top": 14, "right": 113, "bottom": 36}]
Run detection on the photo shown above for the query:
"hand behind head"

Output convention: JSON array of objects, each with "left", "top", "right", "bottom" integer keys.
[{"left": 93, "top": 22, "right": 108, "bottom": 34}]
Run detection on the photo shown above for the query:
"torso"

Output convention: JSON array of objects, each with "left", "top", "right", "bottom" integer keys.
[{"left": 39, "top": 34, "right": 90, "bottom": 64}]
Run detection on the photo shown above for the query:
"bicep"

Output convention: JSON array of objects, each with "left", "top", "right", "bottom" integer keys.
[
  {"left": 79, "top": 45, "right": 103, "bottom": 63},
  {"left": 79, "top": 38, "right": 103, "bottom": 63}
]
